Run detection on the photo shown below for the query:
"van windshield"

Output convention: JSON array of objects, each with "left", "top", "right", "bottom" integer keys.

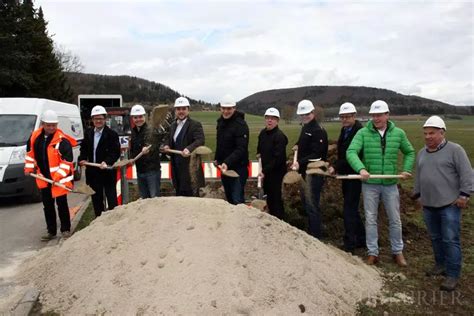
[{"left": 0, "top": 115, "right": 37, "bottom": 147}]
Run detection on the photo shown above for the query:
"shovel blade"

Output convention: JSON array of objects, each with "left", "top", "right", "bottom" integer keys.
[
  {"left": 151, "top": 105, "right": 170, "bottom": 129},
  {"left": 113, "top": 160, "right": 130, "bottom": 168},
  {"left": 283, "top": 171, "right": 302, "bottom": 184},
  {"left": 73, "top": 183, "right": 95, "bottom": 195},
  {"left": 223, "top": 170, "right": 239, "bottom": 178},
  {"left": 250, "top": 199, "right": 267, "bottom": 212},
  {"left": 306, "top": 168, "right": 333, "bottom": 176},
  {"left": 307, "top": 161, "right": 329, "bottom": 169},
  {"left": 193, "top": 146, "right": 213, "bottom": 155}
]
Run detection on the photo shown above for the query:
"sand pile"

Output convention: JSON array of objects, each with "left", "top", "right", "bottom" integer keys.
[{"left": 19, "top": 197, "right": 382, "bottom": 315}]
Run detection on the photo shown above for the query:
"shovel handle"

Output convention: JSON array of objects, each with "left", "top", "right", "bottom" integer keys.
[
  {"left": 132, "top": 145, "right": 153, "bottom": 162},
  {"left": 165, "top": 148, "right": 184, "bottom": 155},
  {"left": 83, "top": 162, "right": 114, "bottom": 170},
  {"left": 291, "top": 150, "right": 298, "bottom": 171},
  {"left": 336, "top": 174, "right": 405, "bottom": 180},
  {"left": 257, "top": 157, "right": 262, "bottom": 188},
  {"left": 29, "top": 173, "right": 72, "bottom": 192}
]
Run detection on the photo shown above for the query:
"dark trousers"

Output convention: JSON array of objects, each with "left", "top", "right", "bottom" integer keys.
[
  {"left": 342, "top": 179, "right": 366, "bottom": 250},
  {"left": 302, "top": 175, "right": 324, "bottom": 239},
  {"left": 263, "top": 171, "right": 285, "bottom": 219},
  {"left": 41, "top": 186, "right": 71, "bottom": 235},
  {"left": 221, "top": 164, "right": 248, "bottom": 205},
  {"left": 87, "top": 171, "right": 117, "bottom": 217}
]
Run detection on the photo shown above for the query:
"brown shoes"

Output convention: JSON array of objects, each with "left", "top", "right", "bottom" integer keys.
[
  {"left": 393, "top": 253, "right": 408, "bottom": 267},
  {"left": 367, "top": 255, "right": 379, "bottom": 265}
]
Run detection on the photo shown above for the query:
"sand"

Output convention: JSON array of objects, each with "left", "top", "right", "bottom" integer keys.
[{"left": 18, "top": 197, "right": 382, "bottom": 315}]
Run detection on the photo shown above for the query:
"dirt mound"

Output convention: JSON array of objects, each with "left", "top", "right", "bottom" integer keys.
[{"left": 19, "top": 197, "right": 382, "bottom": 315}]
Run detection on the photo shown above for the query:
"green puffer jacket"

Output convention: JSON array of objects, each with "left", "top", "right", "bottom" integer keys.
[{"left": 346, "top": 120, "right": 415, "bottom": 185}]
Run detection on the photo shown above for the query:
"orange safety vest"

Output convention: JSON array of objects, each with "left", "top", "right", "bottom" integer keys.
[{"left": 24, "top": 127, "right": 78, "bottom": 198}]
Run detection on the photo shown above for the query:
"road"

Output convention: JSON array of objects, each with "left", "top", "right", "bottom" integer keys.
[{"left": 0, "top": 179, "right": 88, "bottom": 308}]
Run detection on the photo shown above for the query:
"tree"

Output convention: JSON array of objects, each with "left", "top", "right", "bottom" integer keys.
[
  {"left": 54, "top": 44, "right": 84, "bottom": 73},
  {"left": 281, "top": 105, "right": 294, "bottom": 124},
  {"left": 0, "top": 1, "right": 73, "bottom": 102}
]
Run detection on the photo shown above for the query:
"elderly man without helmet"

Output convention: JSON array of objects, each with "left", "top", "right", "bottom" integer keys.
[{"left": 413, "top": 115, "right": 472, "bottom": 292}]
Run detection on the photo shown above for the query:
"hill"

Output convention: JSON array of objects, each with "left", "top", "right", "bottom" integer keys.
[
  {"left": 65, "top": 72, "right": 210, "bottom": 107},
  {"left": 237, "top": 86, "right": 473, "bottom": 117}
]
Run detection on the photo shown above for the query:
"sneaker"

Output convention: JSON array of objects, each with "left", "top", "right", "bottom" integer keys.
[
  {"left": 367, "top": 255, "right": 379, "bottom": 265},
  {"left": 61, "top": 231, "right": 71, "bottom": 239},
  {"left": 393, "top": 253, "right": 408, "bottom": 267},
  {"left": 40, "top": 233, "right": 56, "bottom": 241},
  {"left": 425, "top": 265, "right": 446, "bottom": 277},
  {"left": 440, "top": 277, "right": 458, "bottom": 292}
]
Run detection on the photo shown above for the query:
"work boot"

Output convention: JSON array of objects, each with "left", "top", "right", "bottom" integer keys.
[
  {"left": 61, "top": 231, "right": 71, "bottom": 239},
  {"left": 425, "top": 265, "right": 446, "bottom": 277},
  {"left": 440, "top": 277, "right": 458, "bottom": 292},
  {"left": 393, "top": 253, "right": 407, "bottom": 267},
  {"left": 367, "top": 255, "right": 379, "bottom": 265},
  {"left": 40, "top": 233, "right": 56, "bottom": 242}
]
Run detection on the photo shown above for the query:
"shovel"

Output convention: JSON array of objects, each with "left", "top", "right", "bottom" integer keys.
[
  {"left": 82, "top": 162, "right": 114, "bottom": 170},
  {"left": 29, "top": 173, "right": 95, "bottom": 195},
  {"left": 151, "top": 105, "right": 172, "bottom": 132},
  {"left": 305, "top": 168, "right": 404, "bottom": 180},
  {"left": 165, "top": 145, "right": 213, "bottom": 157},
  {"left": 217, "top": 165, "right": 239, "bottom": 178},
  {"left": 283, "top": 149, "right": 302, "bottom": 184}
]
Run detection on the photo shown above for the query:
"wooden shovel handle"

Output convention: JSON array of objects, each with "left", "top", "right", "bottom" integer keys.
[
  {"left": 257, "top": 157, "right": 262, "bottom": 188},
  {"left": 291, "top": 150, "right": 298, "bottom": 171},
  {"left": 336, "top": 174, "right": 404, "bottom": 180},
  {"left": 29, "top": 173, "right": 72, "bottom": 192},
  {"left": 165, "top": 148, "right": 184, "bottom": 155}
]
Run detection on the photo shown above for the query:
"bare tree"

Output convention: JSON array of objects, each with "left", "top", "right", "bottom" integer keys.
[
  {"left": 54, "top": 44, "right": 84, "bottom": 73},
  {"left": 281, "top": 105, "right": 294, "bottom": 124}
]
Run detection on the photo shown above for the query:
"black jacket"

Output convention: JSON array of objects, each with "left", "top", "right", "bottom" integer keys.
[
  {"left": 167, "top": 117, "right": 205, "bottom": 192},
  {"left": 215, "top": 111, "right": 249, "bottom": 169},
  {"left": 334, "top": 120, "right": 363, "bottom": 174},
  {"left": 130, "top": 123, "right": 161, "bottom": 173},
  {"left": 78, "top": 125, "right": 120, "bottom": 179},
  {"left": 257, "top": 126, "right": 288, "bottom": 175},
  {"left": 296, "top": 119, "right": 328, "bottom": 175}
]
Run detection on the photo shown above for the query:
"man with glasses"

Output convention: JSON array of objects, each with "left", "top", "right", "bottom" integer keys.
[
  {"left": 347, "top": 100, "right": 415, "bottom": 267},
  {"left": 214, "top": 98, "right": 249, "bottom": 205},
  {"left": 328, "top": 103, "right": 365, "bottom": 254},
  {"left": 130, "top": 104, "right": 162, "bottom": 199},
  {"left": 291, "top": 99, "right": 328, "bottom": 239},
  {"left": 79, "top": 105, "right": 120, "bottom": 217},
  {"left": 163, "top": 97, "right": 205, "bottom": 196}
]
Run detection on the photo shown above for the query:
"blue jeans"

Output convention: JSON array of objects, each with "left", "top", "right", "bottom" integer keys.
[
  {"left": 137, "top": 170, "right": 161, "bottom": 199},
  {"left": 302, "top": 175, "right": 324, "bottom": 239},
  {"left": 221, "top": 164, "right": 248, "bottom": 205},
  {"left": 423, "top": 205, "right": 462, "bottom": 278},
  {"left": 362, "top": 183, "right": 403, "bottom": 256}
]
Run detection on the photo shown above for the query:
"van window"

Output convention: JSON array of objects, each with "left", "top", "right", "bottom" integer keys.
[{"left": 0, "top": 115, "right": 36, "bottom": 146}]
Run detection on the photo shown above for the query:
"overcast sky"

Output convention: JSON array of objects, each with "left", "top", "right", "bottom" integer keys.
[{"left": 36, "top": 0, "right": 473, "bottom": 105}]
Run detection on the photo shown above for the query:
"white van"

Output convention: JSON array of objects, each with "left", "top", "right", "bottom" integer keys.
[{"left": 0, "top": 98, "right": 84, "bottom": 201}]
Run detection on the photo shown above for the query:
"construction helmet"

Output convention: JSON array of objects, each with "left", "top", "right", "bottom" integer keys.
[
  {"left": 174, "top": 97, "right": 190, "bottom": 107},
  {"left": 91, "top": 105, "right": 107, "bottom": 117},
  {"left": 423, "top": 115, "right": 446, "bottom": 130},
  {"left": 41, "top": 110, "right": 59, "bottom": 123},
  {"left": 339, "top": 102, "right": 357, "bottom": 114},
  {"left": 264, "top": 107, "right": 280, "bottom": 118},
  {"left": 369, "top": 100, "right": 389, "bottom": 114},
  {"left": 131, "top": 104, "right": 146, "bottom": 116},
  {"left": 296, "top": 100, "right": 315, "bottom": 115}
]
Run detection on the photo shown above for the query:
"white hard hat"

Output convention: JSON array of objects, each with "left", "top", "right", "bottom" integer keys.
[
  {"left": 369, "top": 100, "right": 390, "bottom": 114},
  {"left": 264, "top": 107, "right": 280, "bottom": 118},
  {"left": 423, "top": 115, "right": 446, "bottom": 130},
  {"left": 296, "top": 99, "right": 315, "bottom": 115},
  {"left": 42, "top": 110, "right": 58, "bottom": 123},
  {"left": 339, "top": 102, "right": 357, "bottom": 115},
  {"left": 131, "top": 104, "right": 146, "bottom": 116},
  {"left": 174, "top": 97, "right": 190, "bottom": 107},
  {"left": 91, "top": 105, "right": 107, "bottom": 117}
]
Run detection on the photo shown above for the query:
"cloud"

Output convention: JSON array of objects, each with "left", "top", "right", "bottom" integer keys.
[{"left": 37, "top": 0, "right": 473, "bottom": 105}]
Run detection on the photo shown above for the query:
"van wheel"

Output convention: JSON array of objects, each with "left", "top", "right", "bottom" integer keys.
[{"left": 73, "top": 167, "right": 82, "bottom": 181}]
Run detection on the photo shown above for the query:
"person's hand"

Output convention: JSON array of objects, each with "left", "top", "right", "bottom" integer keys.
[
  {"left": 256, "top": 153, "right": 261, "bottom": 159},
  {"left": 359, "top": 169, "right": 370, "bottom": 181},
  {"left": 141, "top": 145, "right": 151, "bottom": 155},
  {"left": 212, "top": 160, "right": 218, "bottom": 167},
  {"left": 455, "top": 196, "right": 470, "bottom": 209},
  {"left": 328, "top": 166, "right": 335, "bottom": 175},
  {"left": 220, "top": 163, "right": 228, "bottom": 172},
  {"left": 182, "top": 148, "right": 191, "bottom": 157},
  {"left": 399, "top": 171, "right": 412, "bottom": 180},
  {"left": 100, "top": 161, "right": 108, "bottom": 169},
  {"left": 292, "top": 145, "right": 298, "bottom": 151},
  {"left": 258, "top": 172, "right": 264, "bottom": 179},
  {"left": 24, "top": 171, "right": 31, "bottom": 176},
  {"left": 79, "top": 160, "right": 86, "bottom": 166},
  {"left": 160, "top": 145, "right": 170, "bottom": 153},
  {"left": 291, "top": 161, "right": 299, "bottom": 171}
]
